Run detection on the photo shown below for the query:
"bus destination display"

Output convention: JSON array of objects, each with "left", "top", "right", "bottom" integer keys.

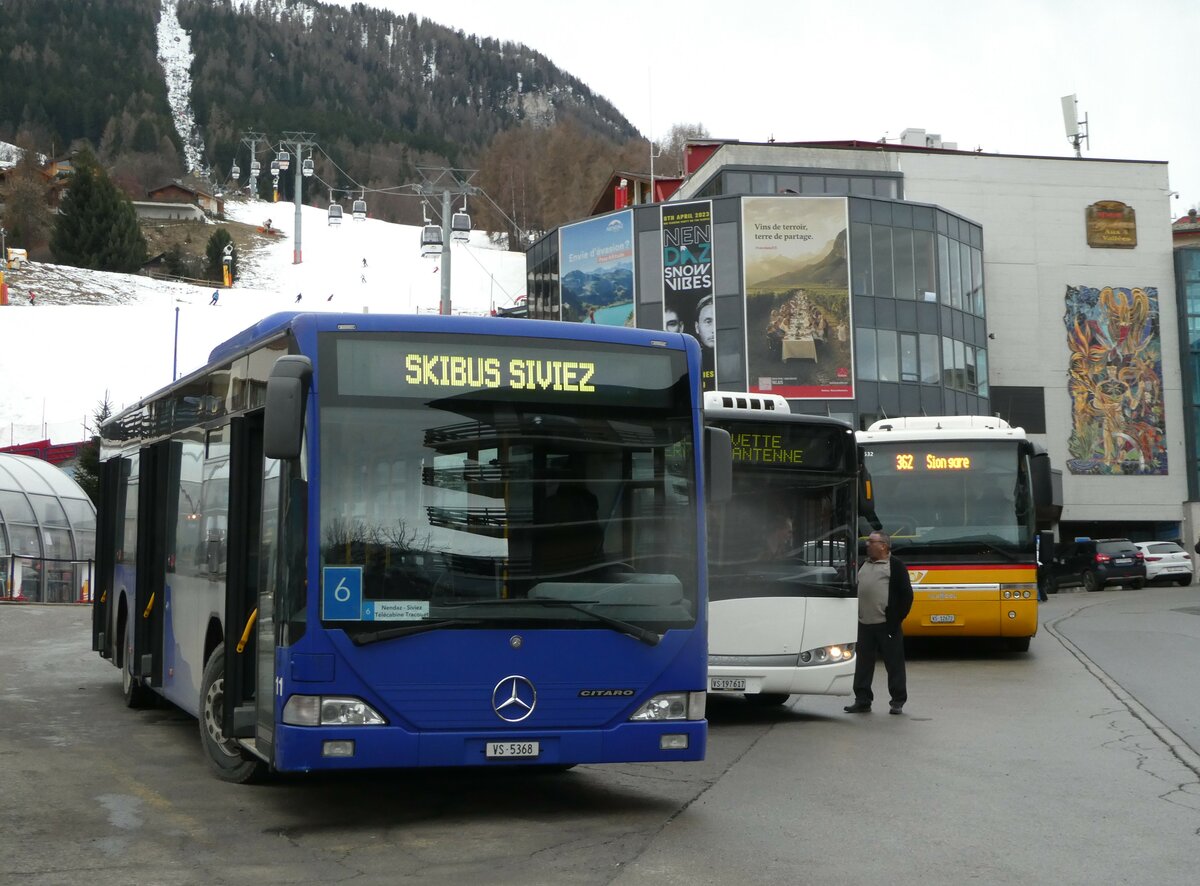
[
  {"left": 895, "top": 452, "right": 972, "bottom": 471},
  {"left": 328, "top": 334, "right": 682, "bottom": 403},
  {"left": 716, "top": 422, "right": 844, "bottom": 470}
]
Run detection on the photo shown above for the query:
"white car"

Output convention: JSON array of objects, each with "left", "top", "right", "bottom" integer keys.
[{"left": 1133, "top": 541, "right": 1194, "bottom": 586}]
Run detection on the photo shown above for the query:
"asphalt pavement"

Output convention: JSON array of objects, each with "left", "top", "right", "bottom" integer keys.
[{"left": 2, "top": 591, "right": 1198, "bottom": 886}]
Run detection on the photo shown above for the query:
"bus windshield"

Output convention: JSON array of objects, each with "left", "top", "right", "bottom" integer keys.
[
  {"left": 706, "top": 420, "right": 856, "bottom": 599},
  {"left": 317, "top": 332, "right": 698, "bottom": 636},
  {"left": 861, "top": 439, "right": 1035, "bottom": 552}
]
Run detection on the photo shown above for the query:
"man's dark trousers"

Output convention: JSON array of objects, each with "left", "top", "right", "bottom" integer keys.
[{"left": 852, "top": 621, "right": 906, "bottom": 706}]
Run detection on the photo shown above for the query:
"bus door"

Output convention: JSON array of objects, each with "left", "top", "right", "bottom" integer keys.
[
  {"left": 223, "top": 412, "right": 273, "bottom": 762},
  {"left": 132, "top": 442, "right": 180, "bottom": 689},
  {"left": 92, "top": 456, "right": 124, "bottom": 658}
]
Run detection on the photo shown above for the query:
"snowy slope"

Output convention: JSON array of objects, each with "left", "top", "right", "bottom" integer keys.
[{"left": 0, "top": 198, "right": 526, "bottom": 446}]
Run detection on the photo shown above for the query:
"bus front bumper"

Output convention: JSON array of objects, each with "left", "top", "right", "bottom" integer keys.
[{"left": 271, "top": 720, "right": 707, "bottom": 772}]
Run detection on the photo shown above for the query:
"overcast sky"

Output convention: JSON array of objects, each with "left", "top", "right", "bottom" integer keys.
[{"left": 348, "top": 0, "right": 1199, "bottom": 215}]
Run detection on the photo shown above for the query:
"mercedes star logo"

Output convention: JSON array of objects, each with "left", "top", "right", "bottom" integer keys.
[{"left": 492, "top": 675, "right": 536, "bottom": 722}]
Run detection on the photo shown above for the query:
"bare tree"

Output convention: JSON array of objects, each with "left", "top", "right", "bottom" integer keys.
[{"left": 656, "top": 122, "right": 711, "bottom": 178}]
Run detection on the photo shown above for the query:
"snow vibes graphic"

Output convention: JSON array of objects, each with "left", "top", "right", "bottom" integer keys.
[
  {"left": 662, "top": 202, "right": 713, "bottom": 295},
  {"left": 661, "top": 201, "right": 715, "bottom": 390}
]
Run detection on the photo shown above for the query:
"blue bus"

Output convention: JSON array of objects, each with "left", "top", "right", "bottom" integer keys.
[{"left": 92, "top": 312, "right": 730, "bottom": 782}]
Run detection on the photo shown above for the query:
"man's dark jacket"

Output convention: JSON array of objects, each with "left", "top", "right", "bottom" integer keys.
[{"left": 883, "top": 555, "right": 915, "bottom": 635}]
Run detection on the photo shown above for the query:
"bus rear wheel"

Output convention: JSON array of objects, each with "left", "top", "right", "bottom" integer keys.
[
  {"left": 1006, "top": 637, "right": 1031, "bottom": 652},
  {"left": 200, "top": 643, "right": 267, "bottom": 784}
]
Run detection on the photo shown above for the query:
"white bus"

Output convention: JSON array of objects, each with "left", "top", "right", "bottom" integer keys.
[{"left": 703, "top": 392, "right": 861, "bottom": 705}]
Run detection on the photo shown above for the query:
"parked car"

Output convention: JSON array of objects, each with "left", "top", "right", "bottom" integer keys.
[
  {"left": 1043, "top": 538, "right": 1146, "bottom": 593},
  {"left": 1133, "top": 541, "right": 1194, "bottom": 586}
]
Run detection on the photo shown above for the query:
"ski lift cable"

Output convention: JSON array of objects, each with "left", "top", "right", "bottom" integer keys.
[
  {"left": 454, "top": 238, "right": 518, "bottom": 302},
  {"left": 476, "top": 189, "right": 530, "bottom": 243}
]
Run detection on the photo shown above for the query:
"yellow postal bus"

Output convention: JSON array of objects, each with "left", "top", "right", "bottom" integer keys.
[{"left": 856, "top": 416, "right": 1058, "bottom": 652}]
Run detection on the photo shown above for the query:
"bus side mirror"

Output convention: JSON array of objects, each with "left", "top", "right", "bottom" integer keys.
[
  {"left": 264, "top": 355, "right": 312, "bottom": 460},
  {"left": 705, "top": 426, "right": 732, "bottom": 504},
  {"left": 858, "top": 461, "right": 882, "bottom": 530}
]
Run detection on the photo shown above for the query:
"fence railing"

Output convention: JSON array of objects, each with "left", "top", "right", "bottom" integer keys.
[{"left": 0, "top": 556, "right": 95, "bottom": 604}]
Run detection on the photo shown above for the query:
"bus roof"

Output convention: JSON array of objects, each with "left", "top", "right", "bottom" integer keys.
[
  {"left": 857, "top": 415, "right": 1028, "bottom": 443},
  {"left": 205, "top": 312, "right": 692, "bottom": 365},
  {"left": 106, "top": 313, "right": 698, "bottom": 432}
]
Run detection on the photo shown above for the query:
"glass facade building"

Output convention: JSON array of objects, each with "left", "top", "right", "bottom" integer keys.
[
  {"left": 526, "top": 188, "right": 989, "bottom": 429},
  {"left": 1176, "top": 245, "right": 1200, "bottom": 502},
  {"left": 0, "top": 454, "right": 96, "bottom": 603}
]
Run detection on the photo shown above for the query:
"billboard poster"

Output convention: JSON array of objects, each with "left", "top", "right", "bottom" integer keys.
[
  {"left": 558, "top": 210, "right": 635, "bottom": 326},
  {"left": 1063, "top": 285, "right": 1166, "bottom": 474},
  {"left": 741, "top": 197, "right": 853, "bottom": 399},
  {"left": 662, "top": 200, "right": 715, "bottom": 389}
]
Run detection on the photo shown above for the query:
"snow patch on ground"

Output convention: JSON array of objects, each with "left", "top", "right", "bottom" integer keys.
[
  {"left": 156, "top": 0, "right": 207, "bottom": 175},
  {"left": 0, "top": 199, "right": 527, "bottom": 445}
]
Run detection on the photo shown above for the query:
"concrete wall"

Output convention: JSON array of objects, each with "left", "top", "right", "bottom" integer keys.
[
  {"left": 676, "top": 145, "right": 1182, "bottom": 528},
  {"left": 896, "top": 152, "right": 1180, "bottom": 527},
  {"left": 133, "top": 201, "right": 203, "bottom": 221}
]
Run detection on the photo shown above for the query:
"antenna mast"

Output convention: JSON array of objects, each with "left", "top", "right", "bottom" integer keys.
[{"left": 1060, "top": 94, "right": 1089, "bottom": 158}]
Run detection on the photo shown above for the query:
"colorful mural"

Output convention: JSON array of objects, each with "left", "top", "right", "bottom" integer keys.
[{"left": 1063, "top": 285, "right": 1166, "bottom": 475}]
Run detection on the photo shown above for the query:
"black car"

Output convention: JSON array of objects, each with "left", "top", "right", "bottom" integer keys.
[{"left": 1042, "top": 538, "right": 1146, "bottom": 593}]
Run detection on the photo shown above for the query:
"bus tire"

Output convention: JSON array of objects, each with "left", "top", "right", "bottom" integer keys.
[
  {"left": 200, "top": 643, "right": 267, "bottom": 784},
  {"left": 1006, "top": 636, "right": 1031, "bottom": 652},
  {"left": 122, "top": 613, "right": 154, "bottom": 709},
  {"left": 744, "top": 693, "right": 790, "bottom": 706}
]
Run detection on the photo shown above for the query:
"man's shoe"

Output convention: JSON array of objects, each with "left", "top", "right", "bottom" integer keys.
[
  {"left": 843, "top": 703, "right": 871, "bottom": 713},
  {"left": 889, "top": 704, "right": 903, "bottom": 715}
]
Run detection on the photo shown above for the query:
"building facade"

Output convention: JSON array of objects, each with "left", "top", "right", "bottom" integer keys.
[{"left": 526, "top": 138, "right": 1186, "bottom": 542}]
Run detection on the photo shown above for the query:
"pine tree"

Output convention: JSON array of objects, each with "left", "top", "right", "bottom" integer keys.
[
  {"left": 205, "top": 228, "right": 238, "bottom": 282},
  {"left": 50, "top": 150, "right": 148, "bottom": 272},
  {"left": 73, "top": 393, "right": 114, "bottom": 506}
]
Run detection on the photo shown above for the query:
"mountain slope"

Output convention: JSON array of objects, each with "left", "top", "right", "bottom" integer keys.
[{"left": 0, "top": 0, "right": 640, "bottom": 223}]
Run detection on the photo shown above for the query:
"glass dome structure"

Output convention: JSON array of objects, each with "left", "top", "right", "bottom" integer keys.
[{"left": 0, "top": 454, "right": 97, "bottom": 603}]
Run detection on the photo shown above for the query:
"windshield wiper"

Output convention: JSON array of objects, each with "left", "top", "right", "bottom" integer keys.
[
  {"left": 351, "top": 618, "right": 485, "bottom": 646},
  {"left": 439, "top": 597, "right": 661, "bottom": 646},
  {"left": 532, "top": 599, "right": 662, "bottom": 646},
  {"left": 892, "top": 539, "right": 1021, "bottom": 563}
]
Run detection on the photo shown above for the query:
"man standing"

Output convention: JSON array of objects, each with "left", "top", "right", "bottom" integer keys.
[{"left": 845, "top": 530, "right": 914, "bottom": 715}]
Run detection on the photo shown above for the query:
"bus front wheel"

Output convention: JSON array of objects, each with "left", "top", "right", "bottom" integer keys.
[{"left": 200, "top": 643, "right": 267, "bottom": 784}]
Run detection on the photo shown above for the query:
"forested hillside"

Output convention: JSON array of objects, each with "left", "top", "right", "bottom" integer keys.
[{"left": 0, "top": 0, "right": 654, "bottom": 236}]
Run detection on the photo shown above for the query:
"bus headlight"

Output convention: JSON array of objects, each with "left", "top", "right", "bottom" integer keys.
[
  {"left": 630, "top": 692, "right": 705, "bottom": 721},
  {"left": 283, "top": 695, "right": 387, "bottom": 726},
  {"left": 798, "top": 643, "right": 855, "bottom": 665}
]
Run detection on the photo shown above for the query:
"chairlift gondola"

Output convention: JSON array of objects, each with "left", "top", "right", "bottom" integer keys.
[
  {"left": 302, "top": 158, "right": 314, "bottom": 177},
  {"left": 328, "top": 203, "right": 344, "bottom": 226},
  {"left": 352, "top": 198, "right": 367, "bottom": 221},
  {"left": 277, "top": 150, "right": 290, "bottom": 171},
  {"left": 230, "top": 162, "right": 241, "bottom": 180},
  {"left": 269, "top": 159, "right": 280, "bottom": 176},
  {"left": 249, "top": 159, "right": 261, "bottom": 175},
  {"left": 421, "top": 224, "right": 443, "bottom": 257},
  {"left": 451, "top": 211, "right": 471, "bottom": 242}
]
